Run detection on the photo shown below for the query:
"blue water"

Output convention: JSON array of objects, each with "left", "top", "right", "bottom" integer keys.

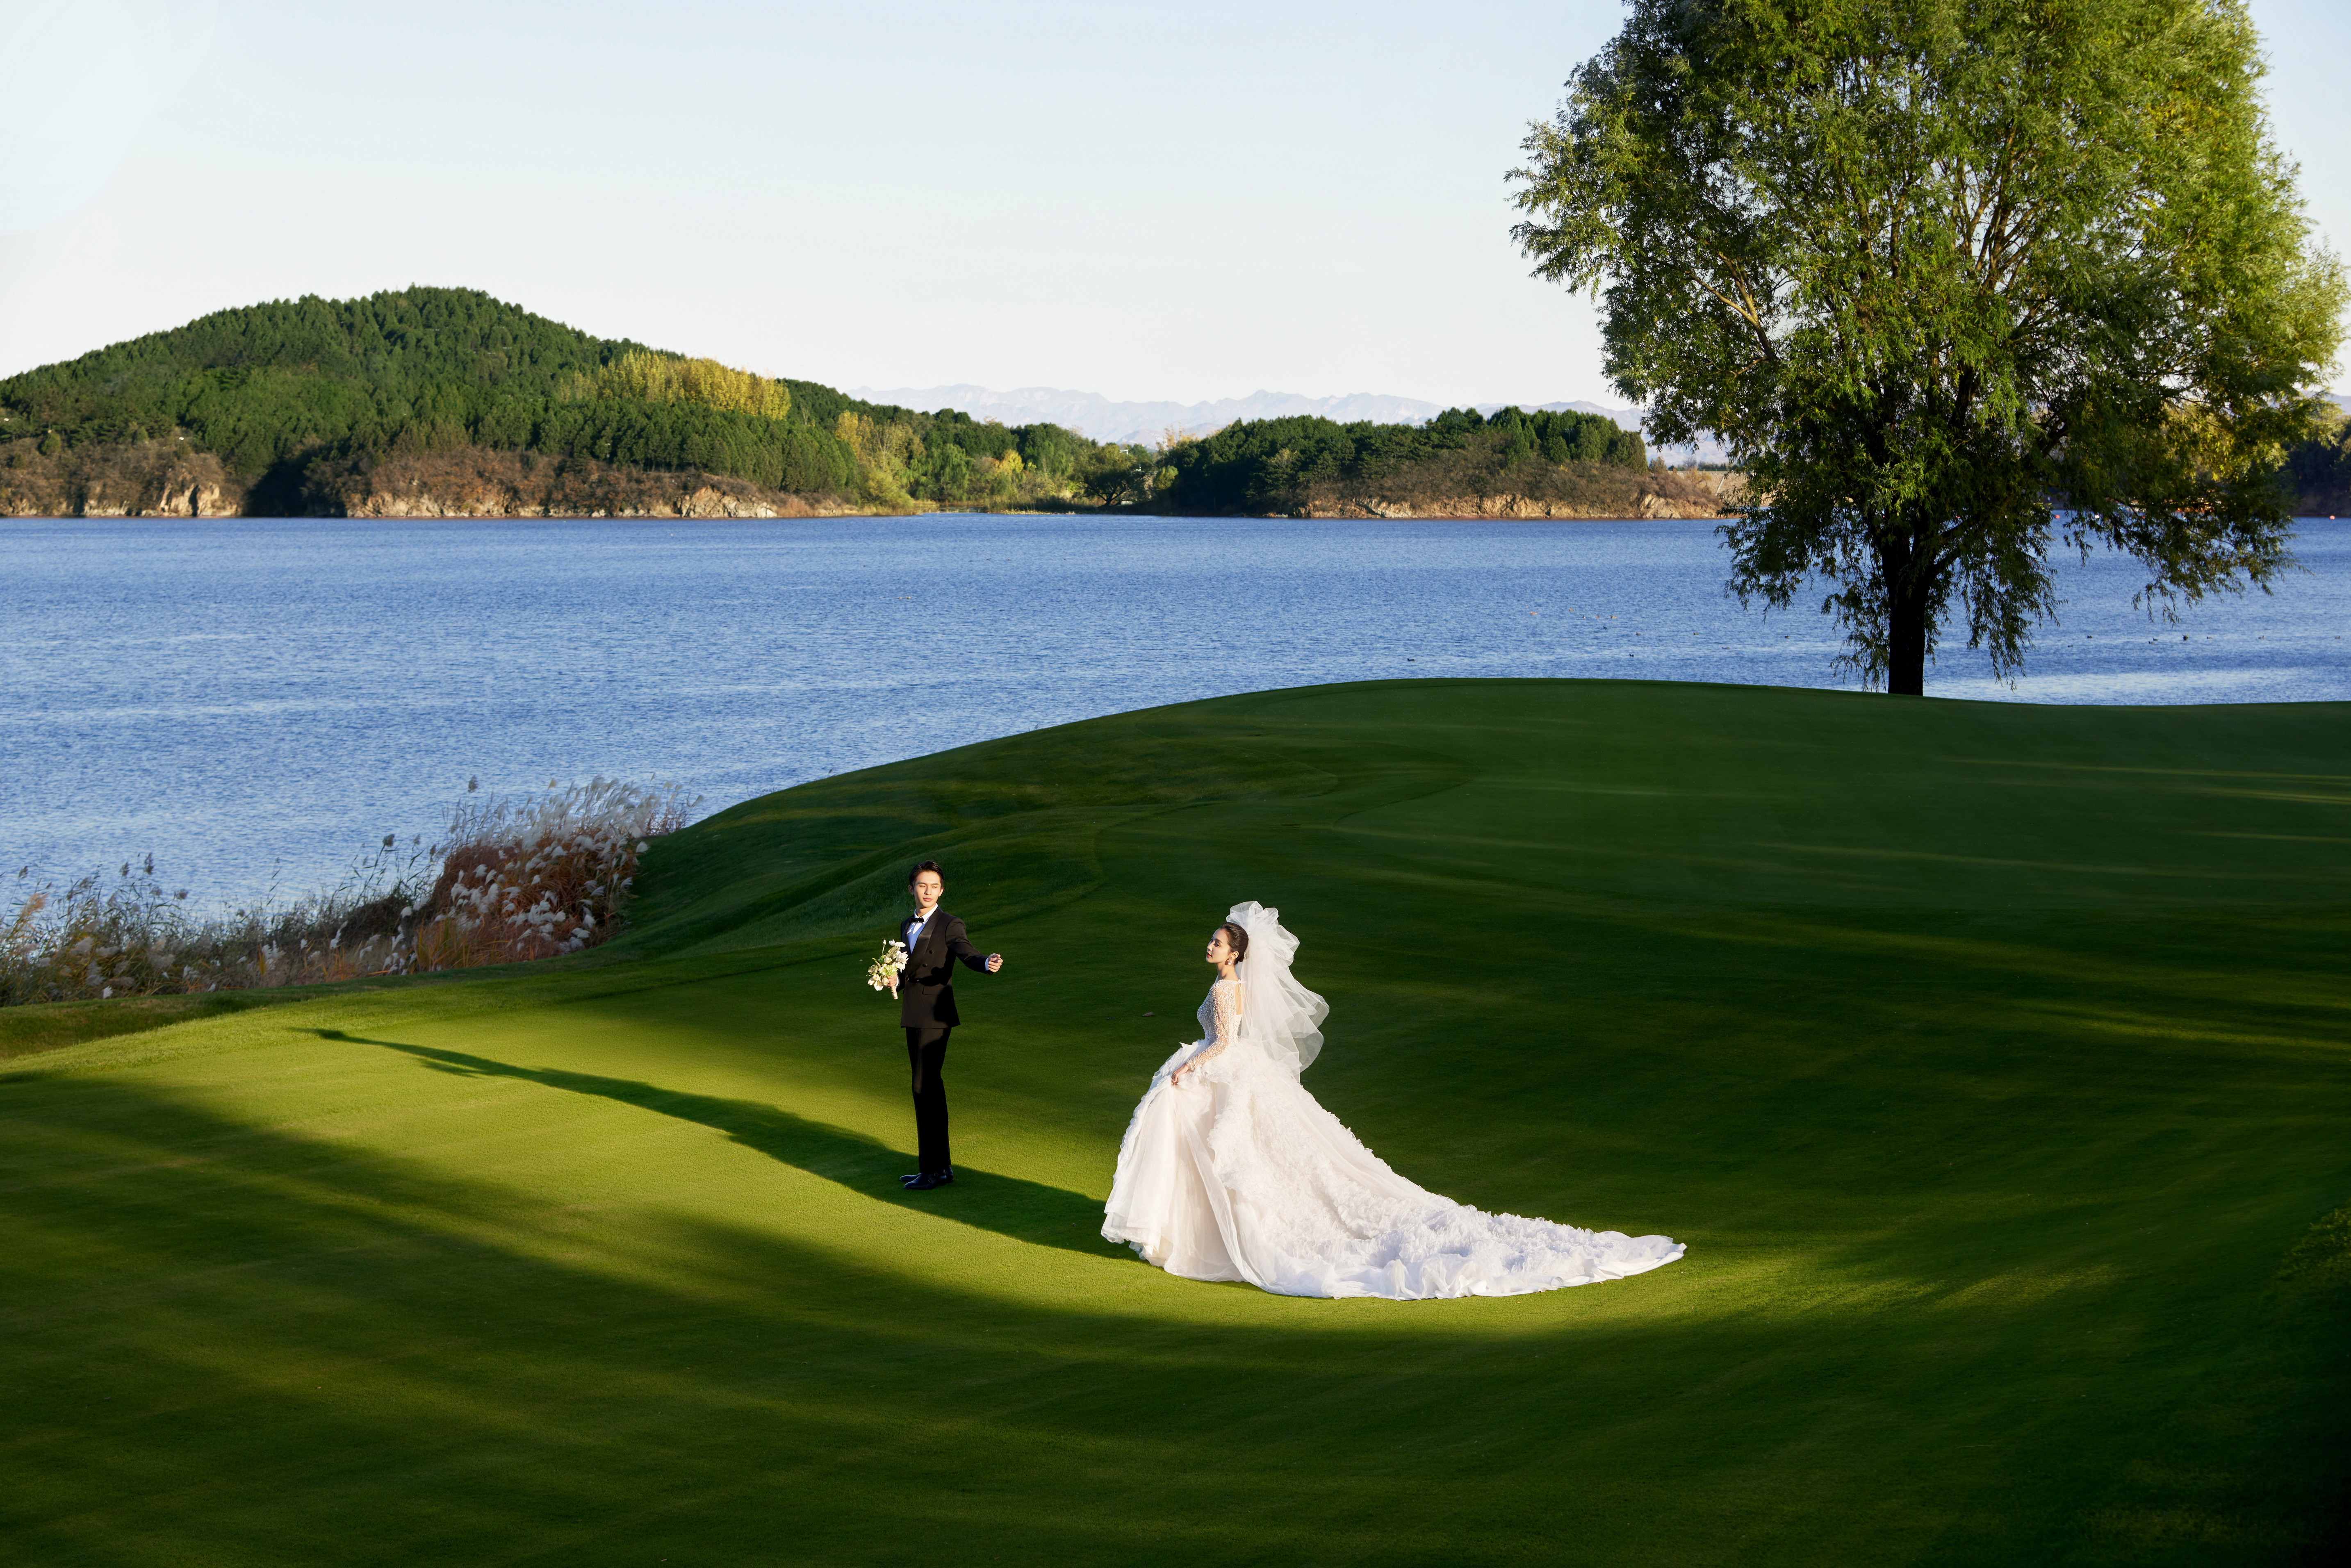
[{"left": 5, "top": 514, "right": 2346, "bottom": 907}]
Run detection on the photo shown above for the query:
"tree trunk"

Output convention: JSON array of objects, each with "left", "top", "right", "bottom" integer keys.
[
  {"left": 1887, "top": 572, "right": 1930, "bottom": 696},
  {"left": 1875, "top": 520, "right": 1933, "bottom": 696}
]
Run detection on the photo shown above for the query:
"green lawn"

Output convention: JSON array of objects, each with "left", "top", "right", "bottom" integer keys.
[{"left": 4, "top": 679, "right": 2346, "bottom": 1566}]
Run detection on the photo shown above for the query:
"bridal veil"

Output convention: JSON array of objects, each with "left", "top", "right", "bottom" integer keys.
[{"left": 1227, "top": 901, "right": 1328, "bottom": 1074}]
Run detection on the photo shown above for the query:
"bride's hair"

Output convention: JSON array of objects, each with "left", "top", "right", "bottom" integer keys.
[{"left": 1217, "top": 921, "right": 1250, "bottom": 960}]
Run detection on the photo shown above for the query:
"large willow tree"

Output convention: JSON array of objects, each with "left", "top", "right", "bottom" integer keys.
[{"left": 1512, "top": 0, "right": 2344, "bottom": 693}]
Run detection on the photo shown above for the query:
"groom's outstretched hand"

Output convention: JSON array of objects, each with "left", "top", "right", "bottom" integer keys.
[{"left": 985, "top": 954, "right": 1004, "bottom": 972}]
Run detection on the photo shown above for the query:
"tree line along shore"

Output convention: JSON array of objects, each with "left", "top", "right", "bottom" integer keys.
[{"left": 0, "top": 286, "right": 1726, "bottom": 521}]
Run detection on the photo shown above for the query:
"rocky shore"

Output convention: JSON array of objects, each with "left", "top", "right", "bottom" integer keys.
[
  {"left": 1296, "top": 465, "right": 1746, "bottom": 520},
  {"left": 2, "top": 436, "right": 1749, "bottom": 521},
  {"left": 0, "top": 439, "right": 242, "bottom": 517},
  {"left": 305, "top": 448, "right": 865, "bottom": 519},
  {"left": 0, "top": 440, "right": 865, "bottom": 520}
]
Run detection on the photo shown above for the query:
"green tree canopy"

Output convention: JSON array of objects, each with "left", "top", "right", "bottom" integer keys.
[{"left": 1512, "top": 0, "right": 2344, "bottom": 693}]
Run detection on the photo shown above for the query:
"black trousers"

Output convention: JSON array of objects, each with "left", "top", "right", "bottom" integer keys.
[{"left": 904, "top": 1026, "right": 953, "bottom": 1174}]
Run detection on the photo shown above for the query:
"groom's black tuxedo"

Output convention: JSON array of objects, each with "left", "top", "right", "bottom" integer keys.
[
  {"left": 898, "top": 908, "right": 992, "bottom": 1177},
  {"left": 898, "top": 909, "right": 989, "bottom": 1027}
]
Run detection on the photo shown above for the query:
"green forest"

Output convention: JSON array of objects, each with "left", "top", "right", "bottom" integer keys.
[
  {"left": 0, "top": 288, "right": 1152, "bottom": 512},
  {"left": 4, "top": 285, "right": 2343, "bottom": 518},
  {"left": 2284, "top": 407, "right": 2351, "bottom": 515},
  {"left": 1156, "top": 404, "right": 1646, "bottom": 513},
  {"left": 0, "top": 287, "right": 1668, "bottom": 517}
]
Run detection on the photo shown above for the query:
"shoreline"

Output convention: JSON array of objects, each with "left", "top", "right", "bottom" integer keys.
[{"left": 2, "top": 436, "right": 1750, "bottom": 521}]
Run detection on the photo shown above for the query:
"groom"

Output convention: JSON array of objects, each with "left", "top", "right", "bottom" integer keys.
[{"left": 887, "top": 860, "right": 1003, "bottom": 1191}]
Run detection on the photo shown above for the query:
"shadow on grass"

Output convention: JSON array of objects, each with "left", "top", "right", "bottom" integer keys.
[
  {"left": 0, "top": 1072, "right": 1733, "bottom": 1565},
  {"left": 317, "top": 1028, "right": 1125, "bottom": 1259},
  {"left": 5, "top": 1046, "right": 2344, "bottom": 1564}
]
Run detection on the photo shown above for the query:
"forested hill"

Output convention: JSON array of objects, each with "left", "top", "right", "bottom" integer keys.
[
  {"left": 0, "top": 287, "right": 1145, "bottom": 513},
  {"left": 1156, "top": 405, "right": 1646, "bottom": 514},
  {"left": 0, "top": 286, "right": 1696, "bottom": 519}
]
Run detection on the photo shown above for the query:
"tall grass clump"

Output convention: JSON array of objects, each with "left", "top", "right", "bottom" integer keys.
[
  {"left": 409, "top": 777, "right": 697, "bottom": 972},
  {"left": 1, "top": 778, "right": 697, "bottom": 1006}
]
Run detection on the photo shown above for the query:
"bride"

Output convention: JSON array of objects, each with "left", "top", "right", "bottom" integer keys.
[{"left": 1102, "top": 902, "right": 1684, "bottom": 1299}]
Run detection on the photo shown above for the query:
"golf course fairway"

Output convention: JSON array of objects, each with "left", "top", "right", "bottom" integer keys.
[{"left": 4, "top": 678, "right": 2346, "bottom": 1566}]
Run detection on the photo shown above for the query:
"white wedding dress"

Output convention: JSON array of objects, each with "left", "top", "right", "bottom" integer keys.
[{"left": 1102, "top": 903, "right": 1685, "bottom": 1299}]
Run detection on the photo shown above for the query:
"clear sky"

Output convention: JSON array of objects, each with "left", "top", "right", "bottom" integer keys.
[{"left": 3, "top": 0, "right": 2344, "bottom": 406}]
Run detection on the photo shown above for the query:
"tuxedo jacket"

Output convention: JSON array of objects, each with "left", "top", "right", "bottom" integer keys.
[{"left": 898, "top": 909, "right": 989, "bottom": 1028}]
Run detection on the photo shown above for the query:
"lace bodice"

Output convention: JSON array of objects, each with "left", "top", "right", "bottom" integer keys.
[
  {"left": 1176, "top": 976, "right": 1248, "bottom": 1080},
  {"left": 1196, "top": 976, "right": 1243, "bottom": 1047}
]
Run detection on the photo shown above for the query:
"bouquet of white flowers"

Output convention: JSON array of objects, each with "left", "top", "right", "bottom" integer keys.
[{"left": 866, "top": 939, "right": 907, "bottom": 992}]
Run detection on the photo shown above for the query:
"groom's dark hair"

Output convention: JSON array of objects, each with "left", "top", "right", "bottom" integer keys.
[{"left": 907, "top": 860, "right": 945, "bottom": 887}]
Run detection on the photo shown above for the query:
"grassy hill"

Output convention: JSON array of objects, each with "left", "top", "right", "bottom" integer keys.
[{"left": 4, "top": 679, "right": 2347, "bottom": 1565}]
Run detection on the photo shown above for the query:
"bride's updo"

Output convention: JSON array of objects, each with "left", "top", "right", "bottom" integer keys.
[{"left": 1218, "top": 921, "right": 1250, "bottom": 961}]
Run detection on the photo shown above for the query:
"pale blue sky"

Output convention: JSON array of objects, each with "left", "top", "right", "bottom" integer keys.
[{"left": 2, "top": 0, "right": 2344, "bottom": 406}]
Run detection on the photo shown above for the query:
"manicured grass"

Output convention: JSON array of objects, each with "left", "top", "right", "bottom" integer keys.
[{"left": 3, "top": 679, "right": 2346, "bottom": 1566}]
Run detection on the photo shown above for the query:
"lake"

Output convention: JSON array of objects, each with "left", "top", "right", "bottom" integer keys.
[{"left": 6, "top": 513, "right": 2346, "bottom": 909}]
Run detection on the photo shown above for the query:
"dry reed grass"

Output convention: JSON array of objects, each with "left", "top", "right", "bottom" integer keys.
[
  {"left": 410, "top": 777, "right": 696, "bottom": 972},
  {"left": 2, "top": 778, "right": 698, "bottom": 1007}
]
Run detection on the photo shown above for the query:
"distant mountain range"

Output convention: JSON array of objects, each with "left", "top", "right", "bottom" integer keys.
[{"left": 848, "top": 383, "right": 1734, "bottom": 463}]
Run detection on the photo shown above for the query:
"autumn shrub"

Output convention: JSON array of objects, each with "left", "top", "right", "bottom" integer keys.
[
  {"left": 408, "top": 778, "right": 697, "bottom": 972},
  {"left": 2, "top": 778, "right": 698, "bottom": 1006}
]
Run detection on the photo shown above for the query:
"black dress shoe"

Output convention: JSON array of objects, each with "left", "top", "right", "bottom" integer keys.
[
  {"left": 900, "top": 1173, "right": 923, "bottom": 1188},
  {"left": 905, "top": 1169, "right": 954, "bottom": 1191}
]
